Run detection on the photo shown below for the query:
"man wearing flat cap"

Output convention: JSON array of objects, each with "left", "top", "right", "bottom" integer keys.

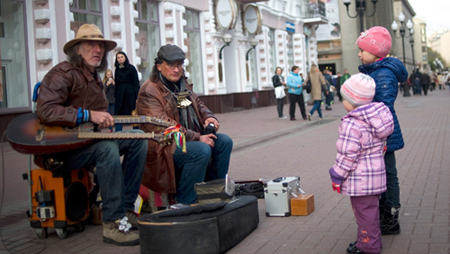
[
  {"left": 136, "top": 44, "right": 233, "bottom": 206},
  {"left": 36, "top": 24, "right": 146, "bottom": 246}
]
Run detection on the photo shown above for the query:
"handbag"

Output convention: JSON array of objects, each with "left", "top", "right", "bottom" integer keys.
[
  {"left": 304, "top": 80, "right": 311, "bottom": 94},
  {"left": 274, "top": 86, "right": 286, "bottom": 99}
]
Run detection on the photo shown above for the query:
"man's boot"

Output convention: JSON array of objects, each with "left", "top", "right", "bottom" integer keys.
[
  {"left": 380, "top": 205, "right": 401, "bottom": 235},
  {"left": 103, "top": 217, "right": 140, "bottom": 246}
]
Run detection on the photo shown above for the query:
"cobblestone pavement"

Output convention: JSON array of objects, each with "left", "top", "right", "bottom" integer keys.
[{"left": 1, "top": 89, "right": 449, "bottom": 254}]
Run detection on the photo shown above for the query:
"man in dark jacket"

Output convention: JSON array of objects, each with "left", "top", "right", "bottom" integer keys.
[
  {"left": 136, "top": 45, "right": 233, "bottom": 207},
  {"left": 420, "top": 72, "right": 431, "bottom": 96},
  {"left": 323, "top": 69, "right": 334, "bottom": 110},
  {"left": 36, "top": 24, "right": 146, "bottom": 246}
]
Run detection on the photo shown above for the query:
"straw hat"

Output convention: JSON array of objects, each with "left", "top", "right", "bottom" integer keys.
[{"left": 63, "top": 24, "right": 117, "bottom": 54}]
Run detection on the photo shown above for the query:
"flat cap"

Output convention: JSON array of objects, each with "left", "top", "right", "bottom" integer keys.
[{"left": 157, "top": 44, "right": 185, "bottom": 62}]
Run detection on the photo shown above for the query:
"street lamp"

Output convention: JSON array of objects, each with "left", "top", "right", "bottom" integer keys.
[
  {"left": 219, "top": 34, "right": 233, "bottom": 60},
  {"left": 342, "top": 0, "right": 378, "bottom": 32},
  {"left": 245, "top": 38, "right": 258, "bottom": 61},
  {"left": 409, "top": 31, "right": 415, "bottom": 71},
  {"left": 391, "top": 13, "right": 413, "bottom": 97}
]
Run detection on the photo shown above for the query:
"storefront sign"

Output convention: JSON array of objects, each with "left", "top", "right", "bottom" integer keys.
[
  {"left": 243, "top": 5, "right": 262, "bottom": 35},
  {"left": 316, "top": 0, "right": 341, "bottom": 41},
  {"left": 216, "top": 0, "right": 238, "bottom": 30},
  {"left": 286, "top": 22, "right": 295, "bottom": 33}
]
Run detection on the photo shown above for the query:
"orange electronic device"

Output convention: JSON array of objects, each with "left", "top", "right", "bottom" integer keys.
[{"left": 29, "top": 168, "right": 89, "bottom": 239}]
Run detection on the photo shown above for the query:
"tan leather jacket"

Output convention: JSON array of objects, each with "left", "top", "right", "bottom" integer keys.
[
  {"left": 136, "top": 77, "right": 216, "bottom": 193},
  {"left": 36, "top": 61, "right": 108, "bottom": 126}
]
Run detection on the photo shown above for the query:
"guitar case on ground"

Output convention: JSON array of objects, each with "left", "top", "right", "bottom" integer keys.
[{"left": 138, "top": 195, "right": 259, "bottom": 254}]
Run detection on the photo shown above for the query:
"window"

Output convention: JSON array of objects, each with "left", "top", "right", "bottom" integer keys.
[
  {"left": 421, "top": 28, "right": 425, "bottom": 35},
  {"left": 421, "top": 37, "right": 426, "bottom": 43},
  {"left": 422, "top": 46, "right": 427, "bottom": 53},
  {"left": 135, "top": 0, "right": 160, "bottom": 84},
  {"left": 422, "top": 55, "right": 427, "bottom": 61},
  {"left": 268, "top": 29, "right": 276, "bottom": 74},
  {"left": 0, "top": 0, "right": 30, "bottom": 110},
  {"left": 184, "top": 9, "right": 204, "bottom": 94},
  {"left": 287, "top": 32, "right": 294, "bottom": 69},
  {"left": 70, "top": 0, "right": 102, "bottom": 33}
]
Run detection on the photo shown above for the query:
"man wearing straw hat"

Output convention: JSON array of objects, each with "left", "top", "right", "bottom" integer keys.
[{"left": 36, "top": 24, "right": 146, "bottom": 246}]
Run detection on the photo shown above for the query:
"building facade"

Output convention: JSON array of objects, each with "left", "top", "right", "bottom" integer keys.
[
  {"left": 0, "top": 0, "right": 327, "bottom": 135},
  {"left": 317, "top": 0, "right": 421, "bottom": 77}
]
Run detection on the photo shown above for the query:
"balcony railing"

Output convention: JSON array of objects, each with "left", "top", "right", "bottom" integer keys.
[{"left": 300, "top": 1, "right": 326, "bottom": 19}]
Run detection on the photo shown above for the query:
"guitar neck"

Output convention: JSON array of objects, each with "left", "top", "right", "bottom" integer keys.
[
  {"left": 113, "top": 116, "right": 171, "bottom": 127},
  {"left": 78, "top": 131, "right": 164, "bottom": 140}
]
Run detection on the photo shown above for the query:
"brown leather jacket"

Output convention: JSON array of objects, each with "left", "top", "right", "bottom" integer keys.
[
  {"left": 136, "top": 77, "right": 216, "bottom": 193},
  {"left": 36, "top": 61, "right": 108, "bottom": 126}
]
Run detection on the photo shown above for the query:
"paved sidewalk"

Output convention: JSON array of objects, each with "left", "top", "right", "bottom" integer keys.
[{"left": 1, "top": 90, "right": 449, "bottom": 254}]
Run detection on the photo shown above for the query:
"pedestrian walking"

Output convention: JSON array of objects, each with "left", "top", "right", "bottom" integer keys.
[
  {"left": 335, "top": 72, "right": 343, "bottom": 102},
  {"left": 323, "top": 69, "right": 334, "bottom": 110},
  {"left": 287, "top": 65, "right": 306, "bottom": 120},
  {"left": 420, "top": 72, "right": 431, "bottom": 96},
  {"left": 330, "top": 73, "right": 394, "bottom": 254},
  {"left": 305, "top": 64, "right": 327, "bottom": 121},
  {"left": 430, "top": 72, "right": 436, "bottom": 91},
  {"left": 357, "top": 26, "right": 408, "bottom": 236},
  {"left": 272, "top": 67, "right": 287, "bottom": 119}
]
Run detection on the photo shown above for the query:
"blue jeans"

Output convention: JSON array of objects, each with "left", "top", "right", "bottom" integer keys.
[
  {"left": 381, "top": 151, "right": 400, "bottom": 207},
  {"left": 107, "top": 104, "right": 115, "bottom": 115},
  {"left": 309, "top": 100, "right": 323, "bottom": 118},
  {"left": 57, "top": 129, "right": 147, "bottom": 222},
  {"left": 173, "top": 133, "right": 233, "bottom": 204}
]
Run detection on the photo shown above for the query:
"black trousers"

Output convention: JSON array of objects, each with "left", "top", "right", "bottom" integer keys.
[
  {"left": 276, "top": 98, "right": 285, "bottom": 117},
  {"left": 288, "top": 93, "right": 306, "bottom": 119}
]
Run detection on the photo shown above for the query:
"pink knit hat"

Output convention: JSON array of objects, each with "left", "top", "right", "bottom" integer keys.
[
  {"left": 356, "top": 26, "right": 392, "bottom": 58},
  {"left": 340, "top": 73, "right": 376, "bottom": 106}
]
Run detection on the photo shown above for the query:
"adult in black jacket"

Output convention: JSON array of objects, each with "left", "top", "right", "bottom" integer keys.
[
  {"left": 272, "top": 67, "right": 287, "bottom": 119},
  {"left": 420, "top": 72, "right": 431, "bottom": 96},
  {"left": 114, "top": 51, "right": 140, "bottom": 115}
]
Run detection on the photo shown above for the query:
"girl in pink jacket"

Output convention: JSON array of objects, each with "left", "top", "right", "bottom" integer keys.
[{"left": 329, "top": 73, "right": 394, "bottom": 254}]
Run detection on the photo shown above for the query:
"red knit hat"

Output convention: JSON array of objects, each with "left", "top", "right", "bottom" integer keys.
[
  {"left": 340, "top": 73, "right": 376, "bottom": 106},
  {"left": 356, "top": 26, "right": 392, "bottom": 58}
]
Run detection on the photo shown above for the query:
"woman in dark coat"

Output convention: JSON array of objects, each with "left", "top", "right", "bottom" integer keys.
[{"left": 114, "top": 51, "right": 140, "bottom": 116}]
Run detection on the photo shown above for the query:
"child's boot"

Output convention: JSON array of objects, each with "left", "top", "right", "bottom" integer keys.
[{"left": 380, "top": 204, "right": 401, "bottom": 235}]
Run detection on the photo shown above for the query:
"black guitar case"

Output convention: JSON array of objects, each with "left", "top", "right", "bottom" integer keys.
[{"left": 138, "top": 195, "right": 259, "bottom": 254}]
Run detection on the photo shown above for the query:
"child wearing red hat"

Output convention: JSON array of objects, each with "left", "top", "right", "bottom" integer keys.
[{"left": 357, "top": 26, "right": 408, "bottom": 240}]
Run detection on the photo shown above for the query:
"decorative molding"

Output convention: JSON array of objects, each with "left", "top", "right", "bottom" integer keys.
[
  {"left": 34, "top": 0, "right": 48, "bottom": 6},
  {"left": 165, "top": 31, "right": 174, "bottom": 38},
  {"left": 204, "top": 12, "right": 211, "bottom": 21},
  {"left": 114, "top": 39, "right": 123, "bottom": 49},
  {"left": 36, "top": 49, "right": 53, "bottom": 64},
  {"left": 134, "top": 41, "right": 140, "bottom": 49},
  {"left": 208, "top": 83, "right": 216, "bottom": 91},
  {"left": 207, "top": 72, "right": 215, "bottom": 79},
  {"left": 135, "top": 57, "right": 141, "bottom": 66},
  {"left": 36, "top": 28, "right": 52, "bottom": 43},
  {"left": 184, "top": 59, "right": 190, "bottom": 66},
  {"left": 35, "top": 9, "right": 50, "bottom": 24},
  {"left": 111, "top": 6, "right": 121, "bottom": 18},
  {"left": 165, "top": 17, "right": 174, "bottom": 25},
  {"left": 134, "top": 26, "right": 139, "bottom": 35},
  {"left": 132, "top": 10, "right": 138, "bottom": 18},
  {"left": 182, "top": 45, "right": 188, "bottom": 53},
  {"left": 205, "top": 35, "right": 212, "bottom": 43},
  {"left": 111, "top": 23, "right": 122, "bottom": 34},
  {"left": 206, "top": 48, "right": 213, "bottom": 55},
  {"left": 206, "top": 60, "right": 214, "bottom": 67},
  {"left": 37, "top": 71, "right": 49, "bottom": 82}
]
